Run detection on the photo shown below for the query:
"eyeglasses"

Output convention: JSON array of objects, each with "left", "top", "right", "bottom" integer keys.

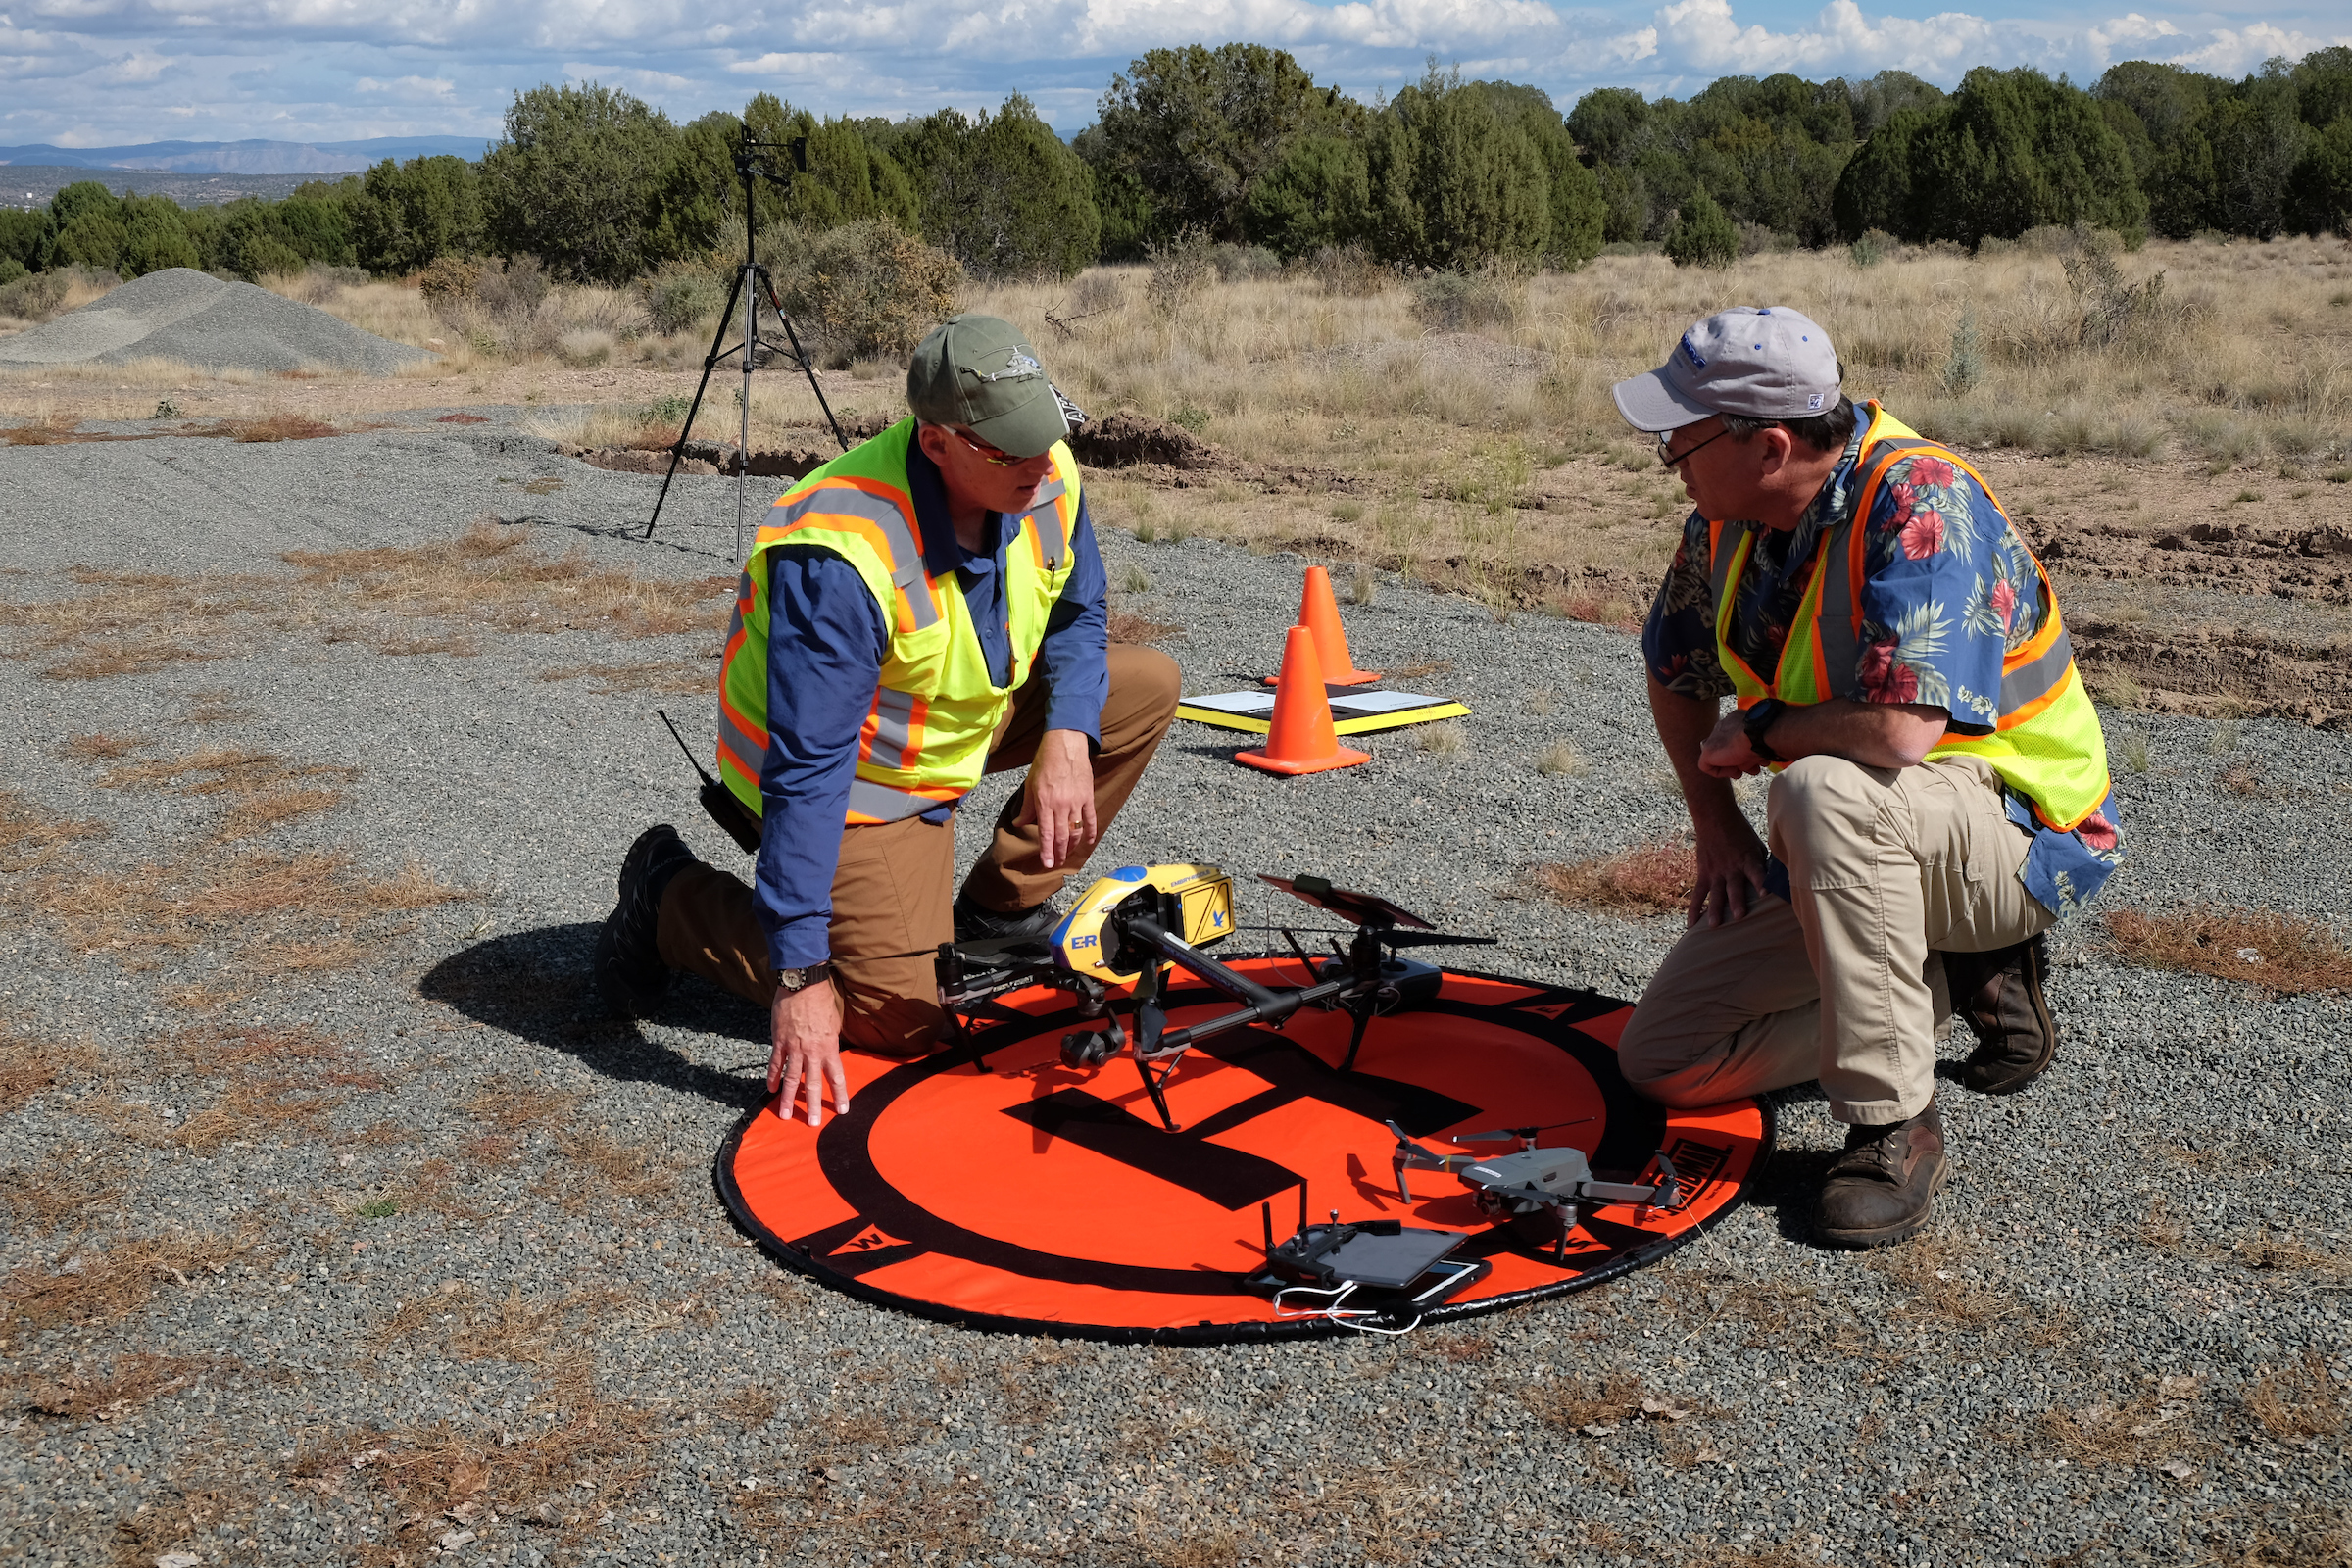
[
  {"left": 1657, "top": 423, "right": 1733, "bottom": 469},
  {"left": 950, "top": 427, "right": 1020, "bottom": 467}
]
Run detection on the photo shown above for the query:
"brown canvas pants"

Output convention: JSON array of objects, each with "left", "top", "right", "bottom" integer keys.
[
  {"left": 1618, "top": 754, "right": 2056, "bottom": 1125},
  {"left": 654, "top": 644, "right": 1181, "bottom": 1054}
]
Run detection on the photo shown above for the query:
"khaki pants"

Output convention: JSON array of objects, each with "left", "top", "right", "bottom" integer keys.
[
  {"left": 655, "top": 644, "right": 1182, "bottom": 1054},
  {"left": 1619, "top": 754, "right": 2055, "bottom": 1125}
]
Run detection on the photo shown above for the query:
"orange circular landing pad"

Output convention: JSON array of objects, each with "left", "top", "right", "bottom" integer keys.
[{"left": 716, "top": 963, "right": 1773, "bottom": 1344}]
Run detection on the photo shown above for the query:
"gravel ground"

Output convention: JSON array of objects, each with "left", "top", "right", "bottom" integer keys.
[
  {"left": 0, "top": 268, "right": 427, "bottom": 374},
  {"left": 2, "top": 419, "right": 2346, "bottom": 1567}
]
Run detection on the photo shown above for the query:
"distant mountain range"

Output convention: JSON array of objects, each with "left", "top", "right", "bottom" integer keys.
[{"left": 0, "top": 137, "right": 486, "bottom": 173}]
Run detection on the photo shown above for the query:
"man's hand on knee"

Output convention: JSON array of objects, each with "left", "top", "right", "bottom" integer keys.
[
  {"left": 1690, "top": 813, "right": 1768, "bottom": 929},
  {"left": 1017, "top": 728, "right": 1099, "bottom": 870},
  {"left": 769, "top": 980, "right": 851, "bottom": 1128}
]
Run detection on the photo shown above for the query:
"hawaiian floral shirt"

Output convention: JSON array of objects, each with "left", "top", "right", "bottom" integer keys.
[{"left": 1641, "top": 416, "right": 2125, "bottom": 917}]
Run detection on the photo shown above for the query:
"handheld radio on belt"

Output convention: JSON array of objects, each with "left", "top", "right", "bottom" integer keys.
[{"left": 656, "top": 710, "right": 761, "bottom": 855}]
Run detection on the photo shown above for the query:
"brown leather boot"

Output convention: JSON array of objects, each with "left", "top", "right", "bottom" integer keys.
[
  {"left": 1940, "top": 935, "right": 2058, "bottom": 1095},
  {"left": 1814, "top": 1098, "right": 1946, "bottom": 1249}
]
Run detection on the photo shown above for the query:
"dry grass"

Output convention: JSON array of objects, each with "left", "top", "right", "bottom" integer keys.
[
  {"left": 1520, "top": 1372, "right": 1649, "bottom": 1432},
  {"left": 1535, "top": 838, "right": 1694, "bottom": 917},
  {"left": 284, "top": 518, "right": 730, "bottom": 643},
  {"left": 0, "top": 786, "right": 110, "bottom": 873},
  {"left": 291, "top": 1381, "right": 654, "bottom": 1525},
  {"left": 0, "top": 521, "right": 727, "bottom": 680},
  {"left": 3, "top": 843, "right": 478, "bottom": 977},
  {"left": 0, "top": 1163, "right": 122, "bottom": 1234},
  {"left": 2106, "top": 905, "right": 2352, "bottom": 995},
  {"left": 2037, "top": 1373, "right": 2213, "bottom": 1469},
  {"left": 0, "top": 1232, "right": 253, "bottom": 1330},
  {"left": 0, "top": 1026, "right": 97, "bottom": 1112},
  {"left": 58, "top": 731, "right": 138, "bottom": 760},
  {"left": 1105, "top": 610, "right": 1184, "bottom": 645},
  {"left": 19, "top": 1352, "right": 216, "bottom": 1422},
  {"left": 2244, "top": 1355, "right": 2346, "bottom": 1441}
]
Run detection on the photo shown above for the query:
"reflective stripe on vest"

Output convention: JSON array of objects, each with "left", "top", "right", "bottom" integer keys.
[
  {"left": 712, "top": 417, "right": 1083, "bottom": 829},
  {"left": 1703, "top": 402, "right": 2111, "bottom": 832}
]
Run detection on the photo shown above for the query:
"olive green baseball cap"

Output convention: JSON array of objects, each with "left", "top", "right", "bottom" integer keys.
[{"left": 906, "top": 314, "right": 1071, "bottom": 460}]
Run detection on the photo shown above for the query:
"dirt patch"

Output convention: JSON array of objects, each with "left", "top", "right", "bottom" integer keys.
[
  {"left": 2030, "top": 516, "right": 2352, "bottom": 606},
  {"left": 573, "top": 408, "right": 1358, "bottom": 498},
  {"left": 2071, "top": 619, "right": 2352, "bottom": 728}
]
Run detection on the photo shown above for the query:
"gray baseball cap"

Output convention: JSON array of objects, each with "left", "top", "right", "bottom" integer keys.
[
  {"left": 1611, "top": 306, "right": 1841, "bottom": 432},
  {"left": 906, "top": 314, "right": 1070, "bottom": 460}
]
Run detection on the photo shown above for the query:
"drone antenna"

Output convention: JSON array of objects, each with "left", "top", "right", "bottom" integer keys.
[
  {"left": 1297, "top": 1180, "right": 1308, "bottom": 1237},
  {"left": 1261, "top": 1201, "right": 1274, "bottom": 1260},
  {"left": 656, "top": 709, "right": 718, "bottom": 787}
]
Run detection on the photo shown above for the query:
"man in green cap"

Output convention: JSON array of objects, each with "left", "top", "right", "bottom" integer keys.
[{"left": 594, "top": 314, "right": 1180, "bottom": 1125}]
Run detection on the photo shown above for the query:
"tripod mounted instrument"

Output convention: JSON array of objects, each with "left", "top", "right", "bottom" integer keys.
[{"left": 643, "top": 130, "right": 851, "bottom": 560}]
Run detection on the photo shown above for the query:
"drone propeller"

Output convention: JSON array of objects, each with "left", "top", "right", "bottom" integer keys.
[
  {"left": 1450, "top": 1117, "right": 1595, "bottom": 1144},
  {"left": 1257, "top": 874, "right": 1434, "bottom": 931},
  {"left": 1376, "top": 931, "right": 1500, "bottom": 950}
]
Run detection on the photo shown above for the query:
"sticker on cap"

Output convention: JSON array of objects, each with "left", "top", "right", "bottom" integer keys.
[
  {"left": 978, "top": 350, "right": 1043, "bottom": 383},
  {"left": 1807, "top": 393, "right": 1826, "bottom": 410},
  {"left": 1678, "top": 332, "right": 1708, "bottom": 370}
]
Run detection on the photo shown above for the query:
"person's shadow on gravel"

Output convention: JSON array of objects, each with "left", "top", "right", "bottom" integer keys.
[{"left": 418, "top": 923, "right": 767, "bottom": 1111}]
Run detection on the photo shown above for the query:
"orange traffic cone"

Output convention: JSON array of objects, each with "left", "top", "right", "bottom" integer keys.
[
  {"left": 1237, "top": 625, "right": 1370, "bottom": 776},
  {"left": 1265, "top": 565, "right": 1380, "bottom": 687}
]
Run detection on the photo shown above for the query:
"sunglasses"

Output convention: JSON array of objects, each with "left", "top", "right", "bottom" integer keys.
[
  {"left": 950, "top": 427, "right": 1022, "bottom": 467},
  {"left": 1657, "top": 423, "right": 1733, "bottom": 469}
]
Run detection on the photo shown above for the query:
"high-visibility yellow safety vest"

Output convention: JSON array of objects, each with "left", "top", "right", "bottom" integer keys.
[
  {"left": 1705, "top": 402, "right": 2110, "bottom": 831},
  {"left": 715, "top": 417, "right": 1082, "bottom": 826}
]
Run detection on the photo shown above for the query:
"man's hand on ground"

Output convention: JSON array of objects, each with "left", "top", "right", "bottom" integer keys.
[
  {"left": 1016, "top": 728, "right": 1098, "bottom": 870},
  {"left": 1697, "top": 710, "right": 1769, "bottom": 779},
  {"left": 1689, "top": 813, "right": 1769, "bottom": 929},
  {"left": 769, "top": 979, "right": 850, "bottom": 1128}
]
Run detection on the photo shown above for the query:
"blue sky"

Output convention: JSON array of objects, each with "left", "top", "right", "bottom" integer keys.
[{"left": 3, "top": 0, "right": 2345, "bottom": 149}]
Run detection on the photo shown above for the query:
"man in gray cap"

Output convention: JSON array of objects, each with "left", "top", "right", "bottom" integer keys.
[
  {"left": 593, "top": 314, "right": 1180, "bottom": 1126},
  {"left": 1611, "top": 307, "right": 2123, "bottom": 1247}
]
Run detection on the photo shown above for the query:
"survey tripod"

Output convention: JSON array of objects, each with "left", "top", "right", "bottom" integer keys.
[{"left": 642, "top": 131, "right": 850, "bottom": 560}]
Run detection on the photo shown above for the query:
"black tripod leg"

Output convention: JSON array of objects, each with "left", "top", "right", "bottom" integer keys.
[
  {"left": 644, "top": 269, "right": 750, "bottom": 541},
  {"left": 770, "top": 305, "right": 850, "bottom": 454}
]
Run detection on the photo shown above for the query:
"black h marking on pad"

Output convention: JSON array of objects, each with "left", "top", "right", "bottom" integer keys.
[{"left": 1003, "top": 1089, "right": 1303, "bottom": 1210}]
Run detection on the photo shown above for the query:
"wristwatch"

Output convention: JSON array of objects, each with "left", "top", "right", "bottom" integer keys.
[
  {"left": 775, "top": 963, "right": 830, "bottom": 995},
  {"left": 1742, "top": 699, "right": 1788, "bottom": 762}
]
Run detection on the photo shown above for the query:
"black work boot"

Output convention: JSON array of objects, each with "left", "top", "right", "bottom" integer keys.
[
  {"left": 1813, "top": 1098, "right": 1947, "bottom": 1250},
  {"left": 1940, "top": 935, "right": 2059, "bottom": 1095},
  {"left": 952, "top": 892, "right": 1059, "bottom": 947},
  {"left": 594, "top": 825, "right": 700, "bottom": 1016}
]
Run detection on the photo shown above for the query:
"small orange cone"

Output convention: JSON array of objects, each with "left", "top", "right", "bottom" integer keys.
[
  {"left": 1237, "top": 625, "right": 1370, "bottom": 776},
  {"left": 1265, "top": 565, "right": 1380, "bottom": 687}
]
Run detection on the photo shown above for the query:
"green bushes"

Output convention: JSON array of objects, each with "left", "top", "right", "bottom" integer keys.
[
  {"left": 766, "top": 219, "right": 961, "bottom": 367},
  {"left": 1664, "top": 191, "right": 1740, "bottom": 268}
]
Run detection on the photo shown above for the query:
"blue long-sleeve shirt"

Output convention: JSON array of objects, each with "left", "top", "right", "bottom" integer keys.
[{"left": 752, "top": 439, "right": 1108, "bottom": 970}]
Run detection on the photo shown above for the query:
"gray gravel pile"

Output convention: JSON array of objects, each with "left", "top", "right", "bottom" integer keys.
[
  {"left": 1, "top": 421, "right": 2345, "bottom": 1567},
  {"left": 0, "top": 266, "right": 427, "bottom": 373}
]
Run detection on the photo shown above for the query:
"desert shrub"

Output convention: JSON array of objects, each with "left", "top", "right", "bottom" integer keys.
[
  {"left": 0, "top": 268, "right": 74, "bottom": 320},
  {"left": 1408, "top": 272, "right": 1518, "bottom": 332},
  {"left": 1301, "top": 242, "right": 1388, "bottom": 295},
  {"left": 1664, "top": 191, "right": 1740, "bottom": 269},
  {"left": 1941, "top": 309, "right": 1984, "bottom": 394},
  {"left": 770, "top": 218, "right": 961, "bottom": 368},
  {"left": 0, "top": 256, "right": 26, "bottom": 290},
  {"left": 1069, "top": 270, "right": 1127, "bottom": 314},
  {"left": 1146, "top": 226, "right": 1216, "bottom": 312},
  {"left": 642, "top": 262, "right": 727, "bottom": 336},
  {"left": 416, "top": 256, "right": 483, "bottom": 307},
  {"left": 1848, "top": 229, "right": 1888, "bottom": 267},
  {"left": 476, "top": 255, "right": 551, "bottom": 320},
  {"left": 1210, "top": 243, "right": 1283, "bottom": 282}
]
